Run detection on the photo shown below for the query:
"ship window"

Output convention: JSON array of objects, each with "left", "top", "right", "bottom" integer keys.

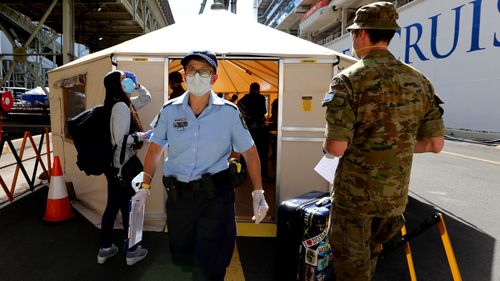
[{"left": 63, "top": 85, "right": 86, "bottom": 140}]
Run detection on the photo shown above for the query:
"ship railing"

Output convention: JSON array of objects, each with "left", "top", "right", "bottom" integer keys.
[
  {"left": 316, "top": 29, "right": 342, "bottom": 46},
  {"left": 393, "top": 0, "right": 416, "bottom": 8},
  {"left": 316, "top": 0, "right": 416, "bottom": 47},
  {"left": 0, "top": 129, "right": 52, "bottom": 206}
]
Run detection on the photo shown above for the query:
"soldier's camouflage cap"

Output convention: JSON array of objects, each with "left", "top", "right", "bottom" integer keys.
[{"left": 347, "top": 1, "right": 401, "bottom": 30}]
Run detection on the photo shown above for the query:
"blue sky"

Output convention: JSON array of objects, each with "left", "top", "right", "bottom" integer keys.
[
  {"left": 169, "top": 0, "right": 255, "bottom": 22},
  {"left": 169, "top": 0, "right": 213, "bottom": 22}
]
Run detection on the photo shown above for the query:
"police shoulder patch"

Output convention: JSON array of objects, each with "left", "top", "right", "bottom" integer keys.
[{"left": 239, "top": 113, "right": 248, "bottom": 130}]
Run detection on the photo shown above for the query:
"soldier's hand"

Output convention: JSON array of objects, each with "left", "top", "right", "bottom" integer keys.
[{"left": 251, "top": 189, "right": 269, "bottom": 224}]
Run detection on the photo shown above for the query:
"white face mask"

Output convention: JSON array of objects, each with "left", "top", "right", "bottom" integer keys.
[
  {"left": 351, "top": 37, "right": 360, "bottom": 59},
  {"left": 186, "top": 73, "right": 212, "bottom": 96},
  {"left": 352, "top": 48, "right": 359, "bottom": 59},
  {"left": 351, "top": 33, "right": 359, "bottom": 59}
]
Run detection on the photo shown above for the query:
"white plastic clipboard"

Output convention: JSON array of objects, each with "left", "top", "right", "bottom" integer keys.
[{"left": 126, "top": 191, "right": 147, "bottom": 250}]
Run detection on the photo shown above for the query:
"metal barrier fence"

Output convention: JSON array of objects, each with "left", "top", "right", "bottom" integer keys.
[
  {"left": 383, "top": 212, "right": 463, "bottom": 281},
  {"left": 0, "top": 128, "right": 52, "bottom": 204}
]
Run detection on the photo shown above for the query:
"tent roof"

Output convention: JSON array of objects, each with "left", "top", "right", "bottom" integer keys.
[{"left": 50, "top": 9, "right": 353, "bottom": 73}]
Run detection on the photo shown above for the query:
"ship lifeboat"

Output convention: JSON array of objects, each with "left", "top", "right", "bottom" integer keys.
[
  {"left": 299, "top": 0, "right": 340, "bottom": 34},
  {"left": 21, "top": 86, "right": 49, "bottom": 105}
]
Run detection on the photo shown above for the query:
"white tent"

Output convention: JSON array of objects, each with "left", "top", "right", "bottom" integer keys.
[
  {"left": 48, "top": 9, "right": 355, "bottom": 228},
  {"left": 55, "top": 9, "right": 352, "bottom": 70},
  {"left": 53, "top": 8, "right": 353, "bottom": 95}
]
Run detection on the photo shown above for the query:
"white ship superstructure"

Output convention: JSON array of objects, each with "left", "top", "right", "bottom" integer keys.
[{"left": 258, "top": 0, "right": 500, "bottom": 135}]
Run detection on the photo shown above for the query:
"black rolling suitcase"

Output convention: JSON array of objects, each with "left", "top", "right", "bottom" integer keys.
[{"left": 275, "top": 191, "right": 334, "bottom": 281}]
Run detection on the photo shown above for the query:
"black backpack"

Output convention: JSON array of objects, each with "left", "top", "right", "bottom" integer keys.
[{"left": 67, "top": 104, "right": 114, "bottom": 175}]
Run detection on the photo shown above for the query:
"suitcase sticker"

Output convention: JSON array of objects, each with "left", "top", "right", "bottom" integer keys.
[{"left": 300, "top": 210, "right": 333, "bottom": 281}]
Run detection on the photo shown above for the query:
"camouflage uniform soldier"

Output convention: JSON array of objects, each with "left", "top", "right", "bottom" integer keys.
[{"left": 321, "top": 2, "right": 445, "bottom": 280}]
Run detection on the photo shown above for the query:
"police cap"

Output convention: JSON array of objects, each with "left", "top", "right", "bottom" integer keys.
[
  {"left": 181, "top": 50, "right": 218, "bottom": 72},
  {"left": 347, "top": 1, "right": 401, "bottom": 31}
]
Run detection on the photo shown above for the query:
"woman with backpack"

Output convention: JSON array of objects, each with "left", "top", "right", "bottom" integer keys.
[{"left": 97, "top": 70, "right": 152, "bottom": 265}]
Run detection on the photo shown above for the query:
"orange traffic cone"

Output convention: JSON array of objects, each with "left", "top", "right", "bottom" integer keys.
[{"left": 44, "top": 156, "right": 74, "bottom": 222}]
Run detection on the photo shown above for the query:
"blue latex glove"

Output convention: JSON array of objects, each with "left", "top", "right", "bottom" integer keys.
[
  {"left": 145, "top": 129, "right": 153, "bottom": 140},
  {"left": 124, "top": 71, "right": 138, "bottom": 88}
]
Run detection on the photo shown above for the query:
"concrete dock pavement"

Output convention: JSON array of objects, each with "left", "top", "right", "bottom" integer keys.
[
  {"left": 1, "top": 138, "right": 499, "bottom": 280},
  {"left": 375, "top": 140, "right": 500, "bottom": 281}
]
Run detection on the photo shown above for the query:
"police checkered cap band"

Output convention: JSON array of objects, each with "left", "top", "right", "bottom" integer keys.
[{"left": 181, "top": 51, "right": 218, "bottom": 72}]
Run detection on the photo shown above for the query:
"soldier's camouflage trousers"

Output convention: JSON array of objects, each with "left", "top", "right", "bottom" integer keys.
[{"left": 328, "top": 207, "right": 405, "bottom": 281}]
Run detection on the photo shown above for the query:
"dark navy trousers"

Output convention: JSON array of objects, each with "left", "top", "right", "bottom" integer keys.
[{"left": 165, "top": 179, "right": 236, "bottom": 281}]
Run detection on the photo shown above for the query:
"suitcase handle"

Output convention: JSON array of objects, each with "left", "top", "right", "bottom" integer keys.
[{"left": 315, "top": 196, "right": 331, "bottom": 207}]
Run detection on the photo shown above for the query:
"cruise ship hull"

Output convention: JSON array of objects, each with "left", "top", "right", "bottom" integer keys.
[{"left": 325, "top": 0, "right": 500, "bottom": 133}]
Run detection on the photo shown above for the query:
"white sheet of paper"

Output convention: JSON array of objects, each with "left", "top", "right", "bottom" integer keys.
[{"left": 314, "top": 155, "right": 339, "bottom": 184}]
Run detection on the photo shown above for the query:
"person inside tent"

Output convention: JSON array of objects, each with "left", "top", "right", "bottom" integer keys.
[{"left": 169, "top": 71, "right": 186, "bottom": 99}]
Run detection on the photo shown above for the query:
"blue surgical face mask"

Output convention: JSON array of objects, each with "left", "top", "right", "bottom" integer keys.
[{"left": 121, "top": 78, "right": 135, "bottom": 94}]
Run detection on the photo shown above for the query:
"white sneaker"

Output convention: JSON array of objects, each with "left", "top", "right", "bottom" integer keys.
[
  {"left": 97, "top": 244, "right": 118, "bottom": 264},
  {"left": 126, "top": 245, "right": 148, "bottom": 266}
]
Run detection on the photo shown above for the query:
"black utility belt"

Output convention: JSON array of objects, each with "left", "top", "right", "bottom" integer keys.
[
  {"left": 172, "top": 168, "right": 230, "bottom": 189},
  {"left": 163, "top": 168, "right": 232, "bottom": 200}
]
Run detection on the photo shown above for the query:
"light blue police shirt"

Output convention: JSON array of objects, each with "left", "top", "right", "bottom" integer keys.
[{"left": 150, "top": 91, "right": 254, "bottom": 183}]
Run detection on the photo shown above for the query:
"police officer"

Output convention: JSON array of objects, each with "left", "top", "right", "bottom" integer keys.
[
  {"left": 140, "top": 50, "right": 269, "bottom": 281},
  {"left": 321, "top": 2, "right": 445, "bottom": 280}
]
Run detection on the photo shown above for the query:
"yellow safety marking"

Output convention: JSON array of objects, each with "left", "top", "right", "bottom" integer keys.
[
  {"left": 164, "top": 222, "right": 277, "bottom": 237},
  {"left": 162, "top": 224, "right": 263, "bottom": 280},
  {"left": 236, "top": 222, "right": 276, "bottom": 237},
  {"left": 442, "top": 151, "right": 500, "bottom": 165},
  {"left": 225, "top": 244, "right": 245, "bottom": 281}
]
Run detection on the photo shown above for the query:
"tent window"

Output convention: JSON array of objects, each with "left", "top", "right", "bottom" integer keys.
[
  {"left": 54, "top": 73, "right": 87, "bottom": 140},
  {"left": 63, "top": 85, "right": 86, "bottom": 139}
]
